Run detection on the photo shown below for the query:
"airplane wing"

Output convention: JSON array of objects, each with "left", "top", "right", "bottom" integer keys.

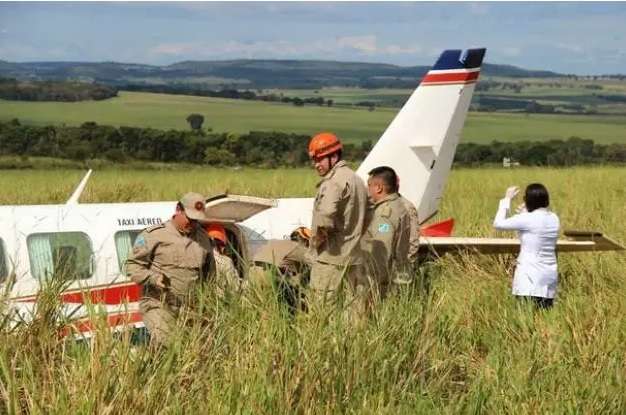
[{"left": 419, "top": 230, "right": 624, "bottom": 255}]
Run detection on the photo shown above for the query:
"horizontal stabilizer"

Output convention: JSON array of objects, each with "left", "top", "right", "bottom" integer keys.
[
  {"left": 66, "top": 169, "right": 92, "bottom": 205},
  {"left": 561, "top": 230, "right": 625, "bottom": 252},
  {"left": 420, "top": 231, "right": 624, "bottom": 255}
]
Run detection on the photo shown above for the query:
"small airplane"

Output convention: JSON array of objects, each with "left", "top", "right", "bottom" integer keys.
[{"left": 0, "top": 48, "right": 622, "bottom": 335}]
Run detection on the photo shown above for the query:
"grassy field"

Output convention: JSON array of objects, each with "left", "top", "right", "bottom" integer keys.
[
  {"left": 1, "top": 166, "right": 625, "bottom": 412},
  {"left": 269, "top": 77, "right": 626, "bottom": 115},
  {"left": 2, "top": 91, "right": 626, "bottom": 145}
]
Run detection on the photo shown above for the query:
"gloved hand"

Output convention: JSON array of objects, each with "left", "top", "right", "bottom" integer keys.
[
  {"left": 515, "top": 203, "right": 527, "bottom": 214},
  {"left": 504, "top": 186, "right": 520, "bottom": 200},
  {"left": 150, "top": 273, "right": 170, "bottom": 290}
]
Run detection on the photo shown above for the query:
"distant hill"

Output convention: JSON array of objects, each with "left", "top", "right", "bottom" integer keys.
[{"left": 0, "top": 59, "right": 564, "bottom": 89}]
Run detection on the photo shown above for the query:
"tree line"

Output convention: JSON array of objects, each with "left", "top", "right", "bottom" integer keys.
[
  {"left": 0, "top": 78, "right": 118, "bottom": 102},
  {"left": 0, "top": 119, "right": 623, "bottom": 167},
  {"left": 123, "top": 84, "right": 335, "bottom": 107},
  {"left": 0, "top": 119, "right": 371, "bottom": 167},
  {"left": 455, "top": 137, "right": 626, "bottom": 166}
]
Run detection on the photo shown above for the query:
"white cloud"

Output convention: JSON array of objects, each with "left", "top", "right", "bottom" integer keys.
[
  {"left": 149, "top": 36, "right": 421, "bottom": 60},
  {"left": 150, "top": 40, "right": 302, "bottom": 58},
  {"left": 383, "top": 44, "right": 421, "bottom": 55},
  {"left": 554, "top": 43, "right": 585, "bottom": 54},
  {"left": 150, "top": 42, "right": 195, "bottom": 56},
  {"left": 336, "top": 35, "right": 378, "bottom": 54},
  {"left": 500, "top": 47, "right": 522, "bottom": 57}
]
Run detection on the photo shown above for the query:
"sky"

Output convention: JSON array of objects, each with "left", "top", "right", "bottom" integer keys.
[{"left": 1, "top": 2, "right": 625, "bottom": 75}]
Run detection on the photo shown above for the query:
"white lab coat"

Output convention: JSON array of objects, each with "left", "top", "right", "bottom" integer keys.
[{"left": 493, "top": 198, "right": 560, "bottom": 298}]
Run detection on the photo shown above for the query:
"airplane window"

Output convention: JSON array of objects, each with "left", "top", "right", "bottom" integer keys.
[
  {"left": 0, "top": 238, "right": 7, "bottom": 282},
  {"left": 27, "top": 232, "right": 94, "bottom": 280},
  {"left": 114, "top": 230, "right": 142, "bottom": 274}
]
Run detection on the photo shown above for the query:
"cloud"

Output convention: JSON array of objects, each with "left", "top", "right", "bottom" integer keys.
[
  {"left": 150, "top": 40, "right": 300, "bottom": 58},
  {"left": 554, "top": 43, "right": 585, "bottom": 54},
  {"left": 149, "top": 36, "right": 421, "bottom": 60},
  {"left": 150, "top": 42, "right": 195, "bottom": 56},
  {"left": 336, "top": 35, "right": 377, "bottom": 54},
  {"left": 500, "top": 47, "right": 522, "bottom": 57}
]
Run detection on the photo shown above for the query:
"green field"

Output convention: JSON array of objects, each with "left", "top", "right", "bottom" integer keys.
[
  {"left": 2, "top": 91, "right": 626, "bottom": 144},
  {"left": 0, "top": 166, "right": 624, "bottom": 412},
  {"left": 270, "top": 77, "right": 626, "bottom": 114}
]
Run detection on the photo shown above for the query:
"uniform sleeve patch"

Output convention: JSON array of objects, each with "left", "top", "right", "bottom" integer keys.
[
  {"left": 378, "top": 223, "right": 391, "bottom": 233},
  {"left": 134, "top": 235, "right": 146, "bottom": 248}
]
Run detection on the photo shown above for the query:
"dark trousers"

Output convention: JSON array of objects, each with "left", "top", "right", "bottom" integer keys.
[{"left": 518, "top": 296, "right": 554, "bottom": 310}]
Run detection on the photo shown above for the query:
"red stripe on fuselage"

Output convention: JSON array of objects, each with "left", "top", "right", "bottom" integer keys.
[
  {"left": 16, "top": 282, "right": 141, "bottom": 305},
  {"left": 61, "top": 283, "right": 141, "bottom": 305},
  {"left": 421, "top": 70, "right": 480, "bottom": 85}
]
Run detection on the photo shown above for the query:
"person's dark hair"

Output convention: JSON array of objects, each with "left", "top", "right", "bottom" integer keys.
[
  {"left": 524, "top": 183, "right": 550, "bottom": 212},
  {"left": 368, "top": 166, "right": 399, "bottom": 193}
]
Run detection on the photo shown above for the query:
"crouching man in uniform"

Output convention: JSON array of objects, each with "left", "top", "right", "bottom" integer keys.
[
  {"left": 126, "top": 193, "right": 214, "bottom": 346},
  {"left": 252, "top": 227, "right": 313, "bottom": 313},
  {"left": 205, "top": 223, "right": 242, "bottom": 296}
]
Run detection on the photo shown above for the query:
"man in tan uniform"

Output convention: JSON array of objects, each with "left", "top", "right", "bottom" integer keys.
[
  {"left": 126, "top": 193, "right": 214, "bottom": 346},
  {"left": 396, "top": 176, "right": 420, "bottom": 265},
  {"left": 307, "top": 132, "right": 368, "bottom": 306},
  {"left": 362, "top": 166, "right": 412, "bottom": 298},
  {"left": 400, "top": 197, "right": 420, "bottom": 264}
]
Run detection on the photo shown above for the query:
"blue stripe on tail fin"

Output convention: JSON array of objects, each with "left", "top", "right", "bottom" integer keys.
[{"left": 432, "top": 48, "right": 486, "bottom": 70}]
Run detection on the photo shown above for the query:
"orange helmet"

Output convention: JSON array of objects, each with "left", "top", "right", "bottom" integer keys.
[
  {"left": 290, "top": 226, "right": 312, "bottom": 241},
  {"left": 308, "top": 132, "right": 343, "bottom": 159},
  {"left": 205, "top": 223, "right": 227, "bottom": 245}
]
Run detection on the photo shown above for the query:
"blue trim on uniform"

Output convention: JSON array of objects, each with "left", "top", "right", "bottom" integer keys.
[{"left": 432, "top": 48, "right": 486, "bottom": 70}]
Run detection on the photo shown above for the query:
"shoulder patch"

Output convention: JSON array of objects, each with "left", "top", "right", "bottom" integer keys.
[
  {"left": 378, "top": 223, "right": 391, "bottom": 233},
  {"left": 133, "top": 235, "right": 146, "bottom": 248},
  {"left": 145, "top": 223, "right": 165, "bottom": 233}
]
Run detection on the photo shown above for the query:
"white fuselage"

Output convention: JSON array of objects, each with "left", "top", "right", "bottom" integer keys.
[
  {"left": 0, "top": 198, "right": 313, "bottom": 329},
  {"left": 0, "top": 198, "right": 314, "bottom": 297}
]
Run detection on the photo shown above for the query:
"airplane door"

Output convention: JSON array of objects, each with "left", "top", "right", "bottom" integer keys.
[
  {"left": 204, "top": 194, "right": 277, "bottom": 278},
  {"left": 204, "top": 194, "right": 277, "bottom": 223}
]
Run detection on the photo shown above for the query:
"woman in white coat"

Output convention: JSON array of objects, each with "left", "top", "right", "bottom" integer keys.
[{"left": 493, "top": 183, "right": 560, "bottom": 309}]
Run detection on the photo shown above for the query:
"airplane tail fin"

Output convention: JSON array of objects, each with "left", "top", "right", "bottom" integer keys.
[{"left": 356, "top": 48, "right": 486, "bottom": 224}]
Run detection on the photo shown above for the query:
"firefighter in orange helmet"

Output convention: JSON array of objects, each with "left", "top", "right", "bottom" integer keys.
[
  {"left": 204, "top": 223, "right": 241, "bottom": 295},
  {"left": 307, "top": 132, "right": 369, "bottom": 311}
]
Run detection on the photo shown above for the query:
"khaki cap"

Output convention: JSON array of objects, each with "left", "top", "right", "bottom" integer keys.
[{"left": 180, "top": 192, "right": 209, "bottom": 221}]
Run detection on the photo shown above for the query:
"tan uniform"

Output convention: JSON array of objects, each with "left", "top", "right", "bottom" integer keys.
[
  {"left": 252, "top": 239, "right": 311, "bottom": 313},
  {"left": 362, "top": 193, "right": 411, "bottom": 297},
  {"left": 214, "top": 249, "right": 241, "bottom": 295},
  {"left": 399, "top": 195, "right": 420, "bottom": 263},
  {"left": 126, "top": 220, "right": 213, "bottom": 345},
  {"left": 254, "top": 240, "right": 312, "bottom": 272},
  {"left": 310, "top": 160, "right": 368, "bottom": 303}
]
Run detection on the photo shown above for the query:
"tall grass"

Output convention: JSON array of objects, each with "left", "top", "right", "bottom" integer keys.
[{"left": 0, "top": 166, "right": 624, "bottom": 413}]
